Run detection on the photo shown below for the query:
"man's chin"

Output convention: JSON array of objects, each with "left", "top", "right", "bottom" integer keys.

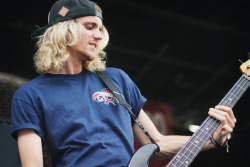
[
  {"left": 87, "top": 55, "right": 96, "bottom": 61},
  {"left": 83, "top": 52, "right": 96, "bottom": 61}
]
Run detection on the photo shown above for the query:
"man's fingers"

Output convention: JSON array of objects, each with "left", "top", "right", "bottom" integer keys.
[
  {"left": 215, "top": 105, "right": 237, "bottom": 124},
  {"left": 208, "top": 107, "right": 235, "bottom": 128}
]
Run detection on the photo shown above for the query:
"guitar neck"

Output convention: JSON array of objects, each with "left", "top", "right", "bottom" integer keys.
[
  {"left": 166, "top": 73, "right": 250, "bottom": 167},
  {"left": 218, "top": 73, "right": 250, "bottom": 107}
]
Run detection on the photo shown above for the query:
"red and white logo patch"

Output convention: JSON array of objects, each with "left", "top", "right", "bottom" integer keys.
[{"left": 92, "top": 89, "right": 117, "bottom": 105}]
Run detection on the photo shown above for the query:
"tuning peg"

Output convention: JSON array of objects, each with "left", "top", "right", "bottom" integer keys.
[
  {"left": 248, "top": 52, "right": 250, "bottom": 59},
  {"left": 239, "top": 59, "right": 244, "bottom": 64}
]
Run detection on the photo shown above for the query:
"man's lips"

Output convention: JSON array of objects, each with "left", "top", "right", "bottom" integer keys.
[{"left": 89, "top": 42, "right": 97, "bottom": 49}]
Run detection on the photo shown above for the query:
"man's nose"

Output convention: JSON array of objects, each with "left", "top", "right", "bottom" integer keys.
[{"left": 93, "top": 30, "right": 103, "bottom": 41}]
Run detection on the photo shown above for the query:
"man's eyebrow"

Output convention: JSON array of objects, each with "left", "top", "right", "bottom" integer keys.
[
  {"left": 85, "top": 22, "right": 103, "bottom": 27},
  {"left": 84, "top": 21, "right": 103, "bottom": 31}
]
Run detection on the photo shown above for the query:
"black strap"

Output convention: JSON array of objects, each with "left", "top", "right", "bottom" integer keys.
[{"left": 96, "top": 71, "right": 160, "bottom": 152}]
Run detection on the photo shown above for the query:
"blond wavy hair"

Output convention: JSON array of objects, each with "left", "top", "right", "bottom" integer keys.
[{"left": 33, "top": 7, "right": 109, "bottom": 74}]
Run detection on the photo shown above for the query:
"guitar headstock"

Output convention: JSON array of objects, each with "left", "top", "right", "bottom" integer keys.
[{"left": 240, "top": 59, "right": 250, "bottom": 76}]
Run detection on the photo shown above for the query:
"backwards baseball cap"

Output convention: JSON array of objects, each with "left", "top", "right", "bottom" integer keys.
[{"left": 31, "top": 0, "right": 103, "bottom": 43}]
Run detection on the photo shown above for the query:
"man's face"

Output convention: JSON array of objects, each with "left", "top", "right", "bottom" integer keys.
[{"left": 70, "top": 16, "right": 103, "bottom": 61}]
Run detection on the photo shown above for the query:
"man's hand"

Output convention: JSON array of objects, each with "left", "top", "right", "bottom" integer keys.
[{"left": 208, "top": 105, "right": 236, "bottom": 146}]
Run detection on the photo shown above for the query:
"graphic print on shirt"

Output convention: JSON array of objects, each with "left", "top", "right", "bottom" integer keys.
[{"left": 92, "top": 88, "right": 117, "bottom": 105}]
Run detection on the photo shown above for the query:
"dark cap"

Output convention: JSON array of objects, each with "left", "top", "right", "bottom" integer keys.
[{"left": 31, "top": 0, "right": 102, "bottom": 43}]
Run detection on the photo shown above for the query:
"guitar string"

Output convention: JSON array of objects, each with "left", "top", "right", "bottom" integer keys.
[
  {"left": 219, "top": 73, "right": 249, "bottom": 107},
  {"left": 167, "top": 74, "right": 250, "bottom": 167},
  {"left": 170, "top": 76, "right": 249, "bottom": 166},
  {"left": 221, "top": 74, "right": 250, "bottom": 107},
  {"left": 168, "top": 117, "right": 217, "bottom": 167},
  {"left": 171, "top": 75, "right": 250, "bottom": 166},
  {"left": 167, "top": 108, "right": 219, "bottom": 166},
  {"left": 168, "top": 74, "right": 250, "bottom": 166},
  {"left": 183, "top": 75, "right": 250, "bottom": 165},
  {"left": 170, "top": 117, "right": 218, "bottom": 166},
  {"left": 169, "top": 76, "right": 246, "bottom": 166},
  {"left": 233, "top": 74, "right": 250, "bottom": 105}
]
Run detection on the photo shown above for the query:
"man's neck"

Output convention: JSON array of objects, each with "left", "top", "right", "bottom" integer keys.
[{"left": 49, "top": 56, "right": 83, "bottom": 74}]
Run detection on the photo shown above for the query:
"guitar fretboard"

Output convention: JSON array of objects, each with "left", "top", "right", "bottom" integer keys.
[{"left": 166, "top": 73, "right": 250, "bottom": 167}]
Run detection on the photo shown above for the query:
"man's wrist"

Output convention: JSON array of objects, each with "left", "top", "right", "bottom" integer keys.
[{"left": 210, "top": 135, "right": 230, "bottom": 152}]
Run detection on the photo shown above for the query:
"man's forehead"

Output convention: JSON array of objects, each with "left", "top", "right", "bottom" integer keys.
[{"left": 77, "top": 16, "right": 103, "bottom": 26}]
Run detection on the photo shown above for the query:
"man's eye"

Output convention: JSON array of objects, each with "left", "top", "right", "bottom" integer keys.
[{"left": 86, "top": 25, "right": 93, "bottom": 30}]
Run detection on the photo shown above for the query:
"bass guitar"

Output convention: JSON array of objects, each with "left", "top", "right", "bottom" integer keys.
[{"left": 128, "top": 59, "right": 250, "bottom": 167}]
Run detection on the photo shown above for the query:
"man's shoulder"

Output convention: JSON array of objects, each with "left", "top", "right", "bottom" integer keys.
[
  {"left": 104, "top": 67, "right": 131, "bottom": 86},
  {"left": 13, "top": 75, "right": 45, "bottom": 98},
  {"left": 105, "top": 67, "right": 127, "bottom": 77},
  {"left": 105, "top": 67, "right": 122, "bottom": 72}
]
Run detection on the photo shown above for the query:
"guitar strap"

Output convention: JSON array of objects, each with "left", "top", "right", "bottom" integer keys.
[{"left": 97, "top": 71, "right": 160, "bottom": 152}]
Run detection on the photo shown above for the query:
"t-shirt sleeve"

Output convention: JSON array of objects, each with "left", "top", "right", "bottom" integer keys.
[
  {"left": 123, "top": 72, "right": 146, "bottom": 117},
  {"left": 11, "top": 94, "right": 45, "bottom": 141},
  {"left": 107, "top": 68, "right": 147, "bottom": 118}
]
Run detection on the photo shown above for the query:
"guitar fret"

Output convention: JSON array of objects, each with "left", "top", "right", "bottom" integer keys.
[
  {"left": 205, "top": 121, "right": 218, "bottom": 132},
  {"left": 194, "top": 135, "right": 207, "bottom": 147},
  {"left": 179, "top": 151, "right": 192, "bottom": 163},
  {"left": 222, "top": 92, "right": 240, "bottom": 108},
  {"left": 171, "top": 152, "right": 192, "bottom": 167},
  {"left": 220, "top": 75, "right": 250, "bottom": 107},
  {"left": 167, "top": 117, "right": 221, "bottom": 167},
  {"left": 189, "top": 140, "right": 203, "bottom": 151},
  {"left": 186, "top": 150, "right": 196, "bottom": 161},
  {"left": 173, "top": 160, "right": 186, "bottom": 167},
  {"left": 222, "top": 100, "right": 233, "bottom": 108},
  {"left": 192, "top": 135, "right": 207, "bottom": 146},
  {"left": 179, "top": 133, "right": 209, "bottom": 159},
  {"left": 243, "top": 73, "right": 250, "bottom": 80},
  {"left": 236, "top": 83, "right": 246, "bottom": 91},
  {"left": 228, "top": 92, "right": 239, "bottom": 100},
  {"left": 199, "top": 127, "right": 210, "bottom": 136},
  {"left": 203, "top": 119, "right": 218, "bottom": 133}
]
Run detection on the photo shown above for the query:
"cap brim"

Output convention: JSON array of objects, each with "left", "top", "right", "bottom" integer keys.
[{"left": 31, "top": 24, "right": 52, "bottom": 44}]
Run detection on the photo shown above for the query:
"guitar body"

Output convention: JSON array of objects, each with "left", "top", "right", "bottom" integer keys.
[{"left": 127, "top": 144, "right": 158, "bottom": 167}]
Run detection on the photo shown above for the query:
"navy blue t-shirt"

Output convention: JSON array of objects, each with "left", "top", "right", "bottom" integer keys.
[{"left": 11, "top": 68, "right": 146, "bottom": 167}]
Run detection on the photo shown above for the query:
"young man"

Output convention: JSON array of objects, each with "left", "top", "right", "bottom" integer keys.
[{"left": 11, "top": 0, "right": 236, "bottom": 166}]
